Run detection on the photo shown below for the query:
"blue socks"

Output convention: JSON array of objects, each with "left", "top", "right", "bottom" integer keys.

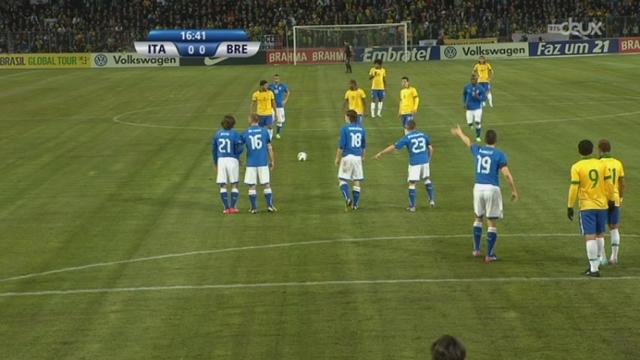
[
  {"left": 230, "top": 188, "right": 239, "bottom": 208},
  {"left": 276, "top": 124, "right": 283, "bottom": 135},
  {"left": 264, "top": 188, "right": 273, "bottom": 208},
  {"left": 248, "top": 189, "right": 257, "bottom": 210},
  {"left": 473, "top": 222, "right": 482, "bottom": 251},
  {"left": 425, "top": 180, "right": 434, "bottom": 201},
  {"left": 408, "top": 187, "right": 416, "bottom": 208},
  {"left": 352, "top": 186, "right": 361, "bottom": 207},
  {"left": 220, "top": 188, "right": 229, "bottom": 209},
  {"left": 475, "top": 125, "right": 481, "bottom": 138},
  {"left": 340, "top": 182, "right": 350, "bottom": 201},
  {"left": 487, "top": 227, "right": 497, "bottom": 256}
]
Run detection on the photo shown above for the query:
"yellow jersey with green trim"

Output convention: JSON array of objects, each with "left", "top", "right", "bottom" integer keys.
[
  {"left": 369, "top": 67, "right": 386, "bottom": 90},
  {"left": 252, "top": 90, "right": 274, "bottom": 115},
  {"left": 600, "top": 156, "right": 624, "bottom": 206},
  {"left": 344, "top": 88, "right": 366, "bottom": 114},
  {"left": 473, "top": 63, "right": 492, "bottom": 83},
  {"left": 567, "top": 157, "right": 614, "bottom": 210},
  {"left": 399, "top": 86, "right": 419, "bottom": 114}
]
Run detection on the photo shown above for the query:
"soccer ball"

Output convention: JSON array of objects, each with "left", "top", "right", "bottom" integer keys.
[{"left": 297, "top": 152, "right": 308, "bottom": 161}]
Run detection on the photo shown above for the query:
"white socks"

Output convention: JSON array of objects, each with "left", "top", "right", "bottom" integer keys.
[
  {"left": 586, "top": 240, "right": 599, "bottom": 272},
  {"left": 377, "top": 102, "right": 383, "bottom": 116},
  {"left": 487, "top": 93, "right": 493, "bottom": 107},
  {"left": 268, "top": 128, "right": 273, "bottom": 140},
  {"left": 370, "top": 103, "right": 376, "bottom": 117},
  {"left": 610, "top": 229, "right": 620, "bottom": 260},
  {"left": 596, "top": 237, "right": 605, "bottom": 261}
]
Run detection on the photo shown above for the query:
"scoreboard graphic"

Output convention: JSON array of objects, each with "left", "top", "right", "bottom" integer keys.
[{"left": 134, "top": 29, "right": 260, "bottom": 57}]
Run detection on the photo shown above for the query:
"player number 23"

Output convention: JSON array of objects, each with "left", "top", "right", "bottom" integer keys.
[
  {"left": 476, "top": 155, "right": 491, "bottom": 174},
  {"left": 411, "top": 138, "right": 426, "bottom": 153}
]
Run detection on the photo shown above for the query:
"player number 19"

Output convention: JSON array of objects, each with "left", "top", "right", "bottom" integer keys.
[{"left": 476, "top": 155, "right": 491, "bottom": 174}]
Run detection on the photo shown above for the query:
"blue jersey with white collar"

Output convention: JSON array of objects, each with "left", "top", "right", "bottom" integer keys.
[
  {"left": 241, "top": 125, "right": 271, "bottom": 167},
  {"left": 268, "top": 82, "right": 288, "bottom": 108},
  {"left": 212, "top": 129, "right": 243, "bottom": 164},
  {"left": 394, "top": 130, "right": 431, "bottom": 165},
  {"left": 463, "top": 83, "right": 486, "bottom": 110},
  {"left": 338, "top": 123, "right": 366, "bottom": 157},
  {"left": 471, "top": 143, "right": 507, "bottom": 186}
]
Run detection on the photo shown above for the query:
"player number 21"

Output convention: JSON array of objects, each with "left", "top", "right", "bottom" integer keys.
[
  {"left": 476, "top": 155, "right": 491, "bottom": 174},
  {"left": 218, "top": 138, "right": 231, "bottom": 153}
]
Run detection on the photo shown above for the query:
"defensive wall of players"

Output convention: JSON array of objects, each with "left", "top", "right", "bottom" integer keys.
[{"left": 1, "top": 37, "right": 639, "bottom": 69}]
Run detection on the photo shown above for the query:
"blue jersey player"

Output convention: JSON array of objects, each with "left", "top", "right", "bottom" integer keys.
[
  {"left": 463, "top": 74, "right": 486, "bottom": 142},
  {"left": 374, "top": 120, "right": 435, "bottom": 211},
  {"left": 268, "top": 74, "right": 289, "bottom": 139},
  {"left": 241, "top": 114, "right": 276, "bottom": 213},
  {"left": 336, "top": 110, "right": 366, "bottom": 210},
  {"left": 212, "top": 115, "right": 243, "bottom": 214},
  {"left": 451, "top": 125, "right": 518, "bottom": 263}
]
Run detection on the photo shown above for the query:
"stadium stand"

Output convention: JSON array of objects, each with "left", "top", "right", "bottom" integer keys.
[{"left": 1, "top": 0, "right": 638, "bottom": 53}]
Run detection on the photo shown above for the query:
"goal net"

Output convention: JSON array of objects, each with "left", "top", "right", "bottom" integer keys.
[{"left": 292, "top": 23, "right": 409, "bottom": 65}]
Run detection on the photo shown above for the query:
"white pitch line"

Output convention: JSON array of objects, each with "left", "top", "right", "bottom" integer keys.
[
  {"left": 112, "top": 107, "right": 640, "bottom": 132},
  {"left": 1, "top": 233, "right": 638, "bottom": 284},
  {"left": 2, "top": 275, "right": 640, "bottom": 298}
]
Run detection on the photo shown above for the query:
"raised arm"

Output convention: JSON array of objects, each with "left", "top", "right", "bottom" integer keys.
[
  {"left": 500, "top": 166, "right": 518, "bottom": 201},
  {"left": 450, "top": 124, "right": 471, "bottom": 148},
  {"left": 373, "top": 144, "right": 396, "bottom": 160}
]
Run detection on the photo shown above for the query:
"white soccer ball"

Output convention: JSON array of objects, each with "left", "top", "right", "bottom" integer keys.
[{"left": 297, "top": 152, "right": 308, "bottom": 161}]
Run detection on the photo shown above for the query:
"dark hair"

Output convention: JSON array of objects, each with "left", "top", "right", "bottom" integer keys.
[
  {"left": 221, "top": 114, "right": 236, "bottom": 130},
  {"left": 598, "top": 139, "right": 611, "bottom": 153},
  {"left": 273, "top": 73, "right": 279, "bottom": 77},
  {"left": 374, "top": 59, "right": 382, "bottom": 65},
  {"left": 259, "top": 80, "right": 268, "bottom": 86},
  {"left": 350, "top": 79, "right": 357, "bottom": 86},
  {"left": 346, "top": 109, "right": 358, "bottom": 123},
  {"left": 402, "top": 76, "right": 409, "bottom": 81},
  {"left": 578, "top": 139, "right": 594, "bottom": 156},
  {"left": 405, "top": 119, "right": 417, "bottom": 130},
  {"left": 431, "top": 335, "right": 466, "bottom": 360},
  {"left": 249, "top": 114, "right": 259, "bottom": 123},
  {"left": 485, "top": 129, "right": 497, "bottom": 145}
]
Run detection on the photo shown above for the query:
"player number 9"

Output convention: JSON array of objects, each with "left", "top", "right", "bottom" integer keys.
[{"left": 588, "top": 169, "right": 599, "bottom": 188}]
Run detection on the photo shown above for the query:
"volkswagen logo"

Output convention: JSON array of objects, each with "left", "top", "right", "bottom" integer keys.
[
  {"left": 94, "top": 54, "right": 108, "bottom": 67},
  {"left": 443, "top": 46, "right": 457, "bottom": 59}
]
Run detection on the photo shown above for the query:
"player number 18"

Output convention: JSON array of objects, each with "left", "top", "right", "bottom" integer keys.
[{"left": 350, "top": 133, "right": 362, "bottom": 148}]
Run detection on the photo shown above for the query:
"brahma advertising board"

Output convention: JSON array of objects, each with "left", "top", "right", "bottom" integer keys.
[
  {"left": 619, "top": 37, "right": 640, "bottom": 54},
  {"left": 266, "top": 48, "right": 344, "bottom": 64}
]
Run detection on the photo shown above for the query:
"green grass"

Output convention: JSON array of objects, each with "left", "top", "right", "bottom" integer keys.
[{"left": 1, "top": 55, "right": 639, "bottom": 359}]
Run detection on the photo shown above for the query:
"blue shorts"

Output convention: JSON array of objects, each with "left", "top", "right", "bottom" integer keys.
[
  {"left": 400, "top": 114, "right": 414, "bottom": 127},
  {"left": 371, "top": 89, "right": 385, "bottom": 101},
  {"left": 608, "top": 206, "right": 621, "bottom": 225},
  {"left": 258, "top": 115, "right": 273, "bottom": 127},
  {"left": 579, "top": 209, "right": 607, "bottom": 235},
  {"left": 479, "top": 82, "right": 491, "bottom": 92}
]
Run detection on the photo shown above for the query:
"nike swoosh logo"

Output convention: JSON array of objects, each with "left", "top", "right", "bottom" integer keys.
[{"left": 204, "top": 57, "right": 228, "bottom": 66}]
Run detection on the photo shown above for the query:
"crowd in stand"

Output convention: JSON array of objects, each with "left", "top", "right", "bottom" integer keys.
[{"left": 0, "top": 0, "right": 639, "bottom": 53}]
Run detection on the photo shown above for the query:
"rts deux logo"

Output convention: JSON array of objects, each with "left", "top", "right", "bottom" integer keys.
[{"left": 548, "top": 18, "right": 604, "bottom": 38}]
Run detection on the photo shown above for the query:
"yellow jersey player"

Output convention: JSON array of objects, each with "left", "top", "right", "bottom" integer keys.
[
  {"left": 368, "top": 59, "right": 386, "bottom": 118},
  {"left": 399, "top": 76, "right": 419, "bottom": 133},
  {"left": 598, "top": 139, "right": 625, "bottom": 265},
  {"left": 343, "top": 79, "right": 366, "bottom": 125},
  {"left": 473, "top": 55, "right": 493, "bottom": 107},
  {"left": 251, "top": 80, "right": 276, "bottom": 139},
  {"left": 567, "top": 139, "right": 615, "bottom": 277}
]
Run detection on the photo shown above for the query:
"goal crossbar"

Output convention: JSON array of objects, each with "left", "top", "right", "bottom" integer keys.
[{"left": 292, "top": 22, "right": 409, "bottom": 65}]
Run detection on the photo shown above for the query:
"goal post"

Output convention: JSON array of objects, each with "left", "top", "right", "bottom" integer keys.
[{"left": 292, "top": 22, "right": 409, "bottom": 65}]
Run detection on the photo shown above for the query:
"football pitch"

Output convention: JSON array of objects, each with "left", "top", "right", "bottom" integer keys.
[{"left": 1, "top": 55, "right": 639, "bottom": 359}]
